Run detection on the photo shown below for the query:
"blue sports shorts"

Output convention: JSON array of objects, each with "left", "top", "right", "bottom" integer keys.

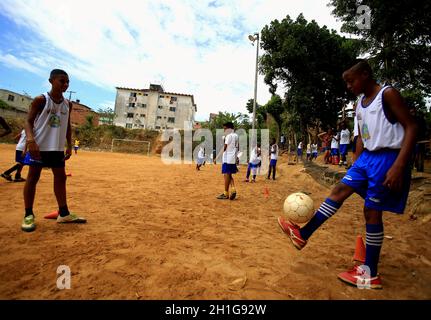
[
  {"left": 341, "top": 149, "right": 410, "bottom": 214},
  {"left": 339, "top": 144, "right": 349, "bottom": 156},
  {"left": 331, "top": 148, "right": 339, "bottom": 156},
  {"left": 270, "top": 159, "right": 277, "bottom": 166},
  {"left": 222, "top": 163, "right": 238, "bottom": 174}
]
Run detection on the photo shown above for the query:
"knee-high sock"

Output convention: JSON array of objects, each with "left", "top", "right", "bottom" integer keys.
[
  {"left": 299, "top": 198, "right": 341, "bottom": 240},
  {"left": 365, "top": 223, "right": 384, "bottom": 277}
]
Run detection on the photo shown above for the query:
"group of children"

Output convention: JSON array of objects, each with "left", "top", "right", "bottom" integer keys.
[{"left": 1, "top": 59, "right": 419, "bottom": 290}]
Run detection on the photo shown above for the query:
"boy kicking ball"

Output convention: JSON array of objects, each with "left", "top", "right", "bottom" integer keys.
[{"left": 278, "top": 59, "right": 417, "bottom": 289}]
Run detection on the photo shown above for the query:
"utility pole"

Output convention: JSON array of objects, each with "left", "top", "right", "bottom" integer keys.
[{"left": 67, "top": 90, "right": 76, "bottom": 102}]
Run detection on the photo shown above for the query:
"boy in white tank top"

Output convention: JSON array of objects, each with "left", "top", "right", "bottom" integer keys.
[
  {"left": 22, "top": 69, "right": 86, "bottom": 232},
  {"left": 277, "top": 59, "right": 418, "bottom": 289}
]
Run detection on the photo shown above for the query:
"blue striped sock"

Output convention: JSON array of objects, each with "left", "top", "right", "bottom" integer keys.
[
  {"left": 365, "top": 224, "right": 384, "bottom": 277},
  {"left": 299, "top": 198, "right": 341, "bottom": 240}
]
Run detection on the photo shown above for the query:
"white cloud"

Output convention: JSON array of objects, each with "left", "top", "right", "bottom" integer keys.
[{"left": 0, "top": 0, "right": 343, "bottom": 121}]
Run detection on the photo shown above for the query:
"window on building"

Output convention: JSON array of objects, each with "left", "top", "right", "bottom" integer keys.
[
  {"left": 7, "top": 95, "right": 14, "bottom": 102},
  {"left": 158, "top": 105, "right": 163, "bottom": 109},
  {"left": 129, "top": 103, "right": 135, "bottom": 108},
  {"left": 170, "top": 96, "right": 177, "bottom": 103},
  {"left": 127, "top": 113, "right": 134, "bottom": 118},
  {"left": 168, "top": 117, "right": 175, "bottom": 123},
  {"left": 169, "top": 107, "right": 176, "bottom": 112},
  {"left": 157, "top": 116, "right": 162, "bottom": 120},
  {"left": 140, "top": 114, "right": 146, "bottom": 118},
  {"left": 130, "top": 92, "right": 137, "bottom": 97},
  {"left": 155, "top": 126, "right": 161, "bottom": 129},
  {"left": 160, "top": 95, "right": 164, "bottom": 98},
  {"left": 144, "top": 93, "right": 148, "bottom": 96},
  {"left": 142, "top": 104, "right": 147, "bottom": 108},
  {"left": 126, "top": 124, "right": 132, "bottom": 128}
]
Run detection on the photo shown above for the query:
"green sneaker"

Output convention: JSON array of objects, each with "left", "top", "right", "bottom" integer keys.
[
  {"left": 21, "top": 215, "right": 36, "bottom": 232},
  {"left": 216, "top": 193, "right": 229, "bottom": 200},
  {"left": 56, "top": 213, "right": 87, "bottom": 224}
]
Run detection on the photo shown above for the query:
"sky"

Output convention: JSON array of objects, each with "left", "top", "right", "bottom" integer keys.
[{"left": 0, "top": 0, "right": 344, "bottom": 121}]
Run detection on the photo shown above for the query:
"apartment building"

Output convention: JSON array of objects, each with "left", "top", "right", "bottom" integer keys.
[{"left": 114, "top": 84, "right": 196, "bottom": 130}]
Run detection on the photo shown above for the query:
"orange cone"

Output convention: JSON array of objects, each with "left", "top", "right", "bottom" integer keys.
[
  {"left": 44, "top": 210, "right": 59, "bottom": 219},
  {"left": 66, "top": 172, "right": 72, "bottom": 177},
  {"left": 353, "top": 235, "right": 366, "bottom": 263},
  {"left": 263, "top": 187, "right": 269, "bottom": 199}
]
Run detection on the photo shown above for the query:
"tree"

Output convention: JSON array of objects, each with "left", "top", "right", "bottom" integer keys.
[
  {"left": 97, "top": 107, "right": 116, "bottom": 125},
  {"left": 246, "top": 99, "right": 267, "bottom": 129},
  {"left": 260, "top": 14, "right": 360, "bottom": 135},
  {"left": 329, "top": 0, "right": 431, "bottom": 95}
]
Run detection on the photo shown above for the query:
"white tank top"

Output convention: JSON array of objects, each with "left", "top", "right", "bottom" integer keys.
[
  {"left": 16, "top": 129, "right": 26, "bottom": 151},
  {"left": 356, "top": 86, "right": 404, "bottom": 151},
  {"left": 30, "top": 93, "right": 70, "bottom": 152}
]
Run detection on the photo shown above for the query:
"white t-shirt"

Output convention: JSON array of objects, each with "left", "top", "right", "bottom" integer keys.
[
  {"left": 298, "top": 142, "right": 302, "bottom": 149},
  {"left": 197, "top": 147, "right": 205, "bottom": 159},
  {"left": 270, "top": 144, "right": 278, "bottom": 160},
  {"left": 340, "top": 129, "right": 350, "bottom": 145},
  {"left": 331, "top": 133, "right": 340, "bottom": 149},
  {"left": 250, "top": 146, "right": 261, "bottom": 165},
  {"left": 16, "top": 130, "right": 26, "bottom": 152},
  {"left": 306, "top": 144, "right": 311, "bottom": 153},
  {"left": 357, "top": 86, "right": 404, "bottom": 151},
  {"left": 311, "top": 144, "right": 318, "bottom": 153},
  {"left": 223, "top": 131, "right": 238, "bottom": 164}
]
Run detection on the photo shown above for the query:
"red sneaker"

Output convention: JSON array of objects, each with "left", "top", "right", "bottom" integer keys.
[
  {"left": 277, "top": 216, "right": 307, "bottom": 250},
  {"left": 337, "top": 265, "right": 383, "bottom": 289}
]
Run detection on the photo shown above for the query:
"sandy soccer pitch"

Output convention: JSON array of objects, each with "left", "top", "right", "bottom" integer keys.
[{"left": 0, "top": 143, "right": 430, "bottom": 299}]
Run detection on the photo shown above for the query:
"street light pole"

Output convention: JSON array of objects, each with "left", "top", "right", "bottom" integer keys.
[
  {"left": 67, "top": 90, "right": 76, "bottom": 102},
  {"left": 249, "top": 33, "right": 259, "bottom": 148}
]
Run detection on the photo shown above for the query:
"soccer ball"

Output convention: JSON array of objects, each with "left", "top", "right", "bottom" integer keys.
[{"left": 283, "top": 192, "right": 315, "bottom": 224}]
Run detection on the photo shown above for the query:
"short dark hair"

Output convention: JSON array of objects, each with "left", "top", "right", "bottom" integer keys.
[
  {"left": 346, "top": 59, "right": 373, "bottom": 79},
  {"left": 223, "top": 122, "right": 234, "bottom": 129},
  {"left": 50, "top": 69, "right": 68, "bottom": 79}
]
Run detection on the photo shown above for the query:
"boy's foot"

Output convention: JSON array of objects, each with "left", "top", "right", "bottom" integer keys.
[
  {"left": 13, "top": 177, "right": 26, "bottom": 182},
  {"left": 229, "top": 191, "right": 237, "bottom": 200},
  {"left": 251, "top": 179, "right": 256, "bottom": 183},
  {"left": 337, "top": 265, "right": 383, "bottom": 289},
  {"left": 57, "top": 213, "right": 87, "bottom": 224},
  {"left": 277, "top": 216, "right": 307, "bottom": 250},
  {"left": 21, "top": 215, "right": 36, "bottom": 232},
  {"left": 245, "top": 179, "right": 249, "bottom": 182},
  {"left": 1, "top": 173, "right": 12, "bottom": 181},
  {"left": 216, "top": 193, "right": 229, "bottom": 200}
]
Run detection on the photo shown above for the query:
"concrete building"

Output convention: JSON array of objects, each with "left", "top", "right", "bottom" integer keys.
[
  {"left": 114, "top": 84, "right": 196, "bottom": 130},
  {"left": 0, "top": 89, "right": 33, "bottom": 119}
]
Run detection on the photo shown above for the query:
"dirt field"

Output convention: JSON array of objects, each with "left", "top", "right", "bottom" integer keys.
[{"left": 0, "top": 143, "right": 430, "bottom": 300}]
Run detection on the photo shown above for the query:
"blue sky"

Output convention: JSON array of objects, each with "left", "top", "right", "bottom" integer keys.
[{"left": 0, "top": 0, "right": 343, "bottom": 121}]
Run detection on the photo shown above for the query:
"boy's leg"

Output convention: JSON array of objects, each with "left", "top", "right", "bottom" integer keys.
[
  {"left": 229, "top": 175, "right": 237, "bottom": 200},
  {"left": 24, "top": 166, "right": 42, "bottom": 212},
  {"left": 364, "top": 207, "right": 383, "bottom": 278},
  {"left": 22, "top": 165, "right": 42, "bottom": 232},
  {"left": 267, "top": 165, "right": 272, "bottom": 179},
  {"left": 3, "top": 163, "right": 21, "bottom": 177},
  {"left": 278, "top": 182, "right": 355, "bottom": 249},
  {"left": 52, "top": 167, "right": 69, "bottom": 217},
  {"left": 272, "top": 164, "right": 276, "bottom": 180},
  {"left": 246, "top": 163, "right": 251, "bottom": 180}
]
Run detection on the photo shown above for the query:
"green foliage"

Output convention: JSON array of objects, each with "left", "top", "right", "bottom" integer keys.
[
  {"left": 260, "top": 14, "right": 360, "bottom": 135},
  {"left": 329, "top": 0, "right": 431, "bottom": 94},
  {"left": 97, "top": 107, "right": 116, "bottom": 125},
  {"left": 0, "top": 99, "right": 13, "bottom": 110}
]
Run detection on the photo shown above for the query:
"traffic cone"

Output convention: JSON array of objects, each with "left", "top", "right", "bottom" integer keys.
[
  {"left": 66, "top": 172, "right": 72, "bottom": 177},
  {"left": 353, "top": 235, "right": 366, "bottom": 263},
  {"left": 263, "top": 187, "right": 269, "bottom": 199},
  {"left": 44, "top": 210, "right": 59, "bottom": 219}
]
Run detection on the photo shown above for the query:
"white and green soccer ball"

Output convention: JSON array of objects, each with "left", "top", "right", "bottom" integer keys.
[{"left": 283, "top": 192, "right": 315, "bottom": 224}]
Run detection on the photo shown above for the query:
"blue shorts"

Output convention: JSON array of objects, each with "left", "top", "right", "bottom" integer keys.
[
  {"left": 18, "top": 151, "right": 65, "bottom": 168},
  {"left": 270, "top": 159, "right": 277, "bottom": 166},
  {"left": 312, "top": 152, "right": 318, "bottom": 159},
  {"left": 297, "top": 149, "right": 303, "bottom": 156},
  {"left": 331, "top": 148, "right": 339, "bottom": 156},
  {"left": 15, "top": 150, "right": 25, "bottom": 164},
  {"left": 341, "top": 149, "right": 411, "bottom": 214},
  {"left": 222, "top": 163, "right": 238, "bottom": 174},
  {"left": 339, "top": 144, "right": 349, "bottom": 156},
  {"left": 249, "top": 163, "right": 258, "bottom": 168}
]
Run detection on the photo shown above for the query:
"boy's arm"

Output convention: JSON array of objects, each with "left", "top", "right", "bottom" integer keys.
[
  {"left": 0, "top": 116, "right": 12, "bottom": 137},
  {"left": 382, "top": 88, "right": 418, "bottom": 192},
  {"left": 64, "top": 102, "right": 73, "bottom": 160},
  {"left": 25, "top": 96, "right": 45, "bottom": 159}
]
